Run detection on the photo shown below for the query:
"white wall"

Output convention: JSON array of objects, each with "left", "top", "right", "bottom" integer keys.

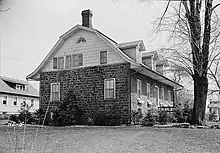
[
  {"left": 43, "top": 29, "right": 126, "bottom": 72},
  {"left": 0, "top": 94, "right": 39, "bottom": 114}
]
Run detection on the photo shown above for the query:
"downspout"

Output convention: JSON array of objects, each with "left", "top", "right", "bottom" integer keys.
[{"left": 128, "top": 67, "right": 143, "bottom": 124}]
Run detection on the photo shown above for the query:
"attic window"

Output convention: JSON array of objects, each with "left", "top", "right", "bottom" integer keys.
[
  {"left": 77, "top": 37, "right": 86, "bottom": 43},
  {"left": 16, "top": 84, "right": 25, "bottom": 91}
]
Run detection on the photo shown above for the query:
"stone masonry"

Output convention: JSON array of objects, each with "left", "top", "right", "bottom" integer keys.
[{"left": 40, "top": 63, "right": 131, "bottom": 124}]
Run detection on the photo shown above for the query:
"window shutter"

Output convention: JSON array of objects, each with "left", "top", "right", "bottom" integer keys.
[
  {"left": 53, "top": 58, "right": 57, "bottom": 69},
  {"left": 79, "top": 54, "right": 83, "bottom": 66}
]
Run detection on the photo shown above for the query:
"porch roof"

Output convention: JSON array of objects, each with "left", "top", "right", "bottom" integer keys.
[{"left": 131, "top": 63, "right": 183, "bottom": 89}]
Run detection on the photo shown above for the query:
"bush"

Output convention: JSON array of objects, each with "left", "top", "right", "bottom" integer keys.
[
  {"left": 173, "top": 101, "right": 193, "bottom": 123},
  {"left": 93, "top": 105, "right": 122, "bottom": 126},
  {"left": 208, "top": 112, "right": 218, "bottom": 122},
  {"left": 9, "top": 115, "right": 18, "bottom": 123},
  {"left": 158, "top": 110, "right": 168, "bottom": 125},
  {"left": 33, "top": 108, "right": 54, "bottom": 125},
  {"left": 141, "top": 109, "right": 157, "bottom": 126},
  {"left": 17, "top": 110, "right": 34, "bottom": 124},
  {"left": 131, "top": 109, "right": 143, "bottom": 125}
]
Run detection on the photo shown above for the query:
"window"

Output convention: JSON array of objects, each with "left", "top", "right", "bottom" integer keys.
[
  {"left": 14, "top": 97, "right": 17, "bottom": 106},
  {"left": 31, "top": 99, "right": 34, "bottom": 107},
  {"left": 53, "top": 57, "right": 58, "bottom": 69},
  {"left": 168, "top": 90, "right": 171, "bottom": 101},
  {"left": 137, "top": 79, "right": 142, "bottom": 97},
  {"left": 104, "top": 78, "right": 115, "bottom": 99},
  {"left": 21, "top": 98, "right": 26, "bottom": 107},
  {"left": 100, "top": 51, "right": 107, "bottom": 64},
  {"left": 73, "top": 54, "right": 83, "bottom": 67},
  {"left": 51, "top": 83, "right": 60, "bottom": 101},
  {"left": 58, "top": 57, "right": 64, "bottom": 69},
  {"left": 65, "top": 55, "right": 72, "bottom": 69},
  {"left": 154, "top": 86, "right": 159, "bottom": 106},
  {"left": 147, "top": 83, "right": 150, "bottom": 99},
  {"left": 161, "top": 88, "right": 164, "bottom": 101},
  {"left": 3, "top": 96, "right": 7, "bottom": 105},
  {"left": 16, "top": 84, "right": 25, "bottom": 91}
]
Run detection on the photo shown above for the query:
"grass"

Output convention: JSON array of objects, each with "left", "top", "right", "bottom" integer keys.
[{"left": 0, "top": 125, "right": 220, "bottom": 153}]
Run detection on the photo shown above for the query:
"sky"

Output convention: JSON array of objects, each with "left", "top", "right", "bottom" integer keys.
[{"left": 0, "top": 0, "right": 170, "bottom": 89}]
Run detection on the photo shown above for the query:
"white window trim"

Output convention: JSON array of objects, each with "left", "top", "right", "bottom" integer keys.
[
  {"left": 100, "top": 51, "right": 107, "bottom": 64},
  {"left": 104, "top": 78, "right": 116, "bottom": 99},
  {"left": 53, "top": 57, "right": 58, "bottom": 69},
  {"left": 50, "top": 83, "right": 60, "bottom": 101},
  {"left": 137, "top": 79, "right": 142, "bottom": 97},
  {"left": 2, "top": 95, "right": 7, "bottom": 105},
  {"left": 14, "top": 97, "right": 18, "bottom": 106},
  {"left": 65, "top": 55, "right": 72, "bottom": 69},
  {"left": 168, "top": 90, "right": 171, "bottom": 101},
  {"left": 155, "top": 86, "right": 159, "bottom": 107},
  {"left": 31, "top": 99, "right": 34, "bottom": 107},
  {"left": 57, "top": 56, "right": 65, "bottom": 69},
  {"left": 161, "top": 87, "right": 165, "bottom": 101}
]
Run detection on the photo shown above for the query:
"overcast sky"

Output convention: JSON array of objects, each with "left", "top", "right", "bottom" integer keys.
[{"left": 0, "top": 0, "right": 169, "bottom": 88}]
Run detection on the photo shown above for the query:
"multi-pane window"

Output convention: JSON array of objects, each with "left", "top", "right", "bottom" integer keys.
[
  {"left": 161, "top": 88, "right": 164, "bottom": 101},
  {"left": 104, "top": 78, "right": 115, "bottom": 99},
  {"left": 53, "top": 57, "right": 58, "bottom": 69},
  {"left": 14, "top": 97, "right": 17, "bottom": 106},
  {"left": 137, "top": 79, "right": 142, "bottom": 98},
  {"left": 31, "top": 99, "right": 34, "bottom": 107},
  {"left": 58, "top": 57, "right": 64, "bottom": 69},
  {"left": 65, "top": 55, "right": 72, "bottom": 69},
  {"left": 168, "top": 90, "right": 171, "bottom": 101},
  {"left": 100, "top": 51, "right": 107, "bottom": 64},
  {"left": 147, "top": 83, "right": 150, "bottom": 99},
  {"left": 51, "top": 83, "right": 60, "bottom": 101},
  {"left": 73, "top": 54, "right": 83, "bottom": 67},
  {"left": 21, "top": 98, "right": 26, "bottom": 108},
  {"left": 2, "top": 96, "right": 7, "bottom": 105}
]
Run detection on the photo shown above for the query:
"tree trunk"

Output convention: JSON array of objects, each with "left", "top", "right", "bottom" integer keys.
[{"left": 192, "top": 75, "right": 208, "bottom": 125}]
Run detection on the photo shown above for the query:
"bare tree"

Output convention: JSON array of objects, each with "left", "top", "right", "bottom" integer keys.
[
  {"left": 119, "top": 0, "right": 220, "bottom": 125},
  {"left": 0, "top": 0, "right": 9, "bottom": 12}
]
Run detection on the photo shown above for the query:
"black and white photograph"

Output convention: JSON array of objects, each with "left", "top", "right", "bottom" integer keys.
[{"left": 0, "top": 0, "right": 220, "bottom": 152}]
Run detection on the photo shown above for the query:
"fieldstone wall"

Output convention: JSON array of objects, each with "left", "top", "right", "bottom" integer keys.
[{"left": 40, "top": 63, "right": 131, "bottom": 124}]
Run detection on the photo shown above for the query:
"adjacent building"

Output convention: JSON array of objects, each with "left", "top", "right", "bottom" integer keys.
[
  {"left": 0, "top": 76, "right": 39, "bottom": 114},
  {"left": 27, "top": 10, "right": 182, "bottom": 124}
]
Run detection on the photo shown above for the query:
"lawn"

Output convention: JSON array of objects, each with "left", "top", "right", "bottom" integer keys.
[{"left": 0, "top": 125, "right": 220, "bottom": 153}]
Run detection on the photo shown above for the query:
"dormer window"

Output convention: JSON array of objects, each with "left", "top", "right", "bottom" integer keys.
[{"left": 16, "top": 84, "right": 26, "bottom": 91}]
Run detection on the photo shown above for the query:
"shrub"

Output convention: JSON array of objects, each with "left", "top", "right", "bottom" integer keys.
[
  {"left": 93, "top": 104, "right": 122, "bottom": 126},
  {"left": 17, "top": 110, "right": 34, "bottom": 124},
  {"left": 208, "top": 112, "right": 218, "bottom": 122},
  {"left": 141, "top": 109, "right": 157, "bottom": 126},
  {"left": 131, "top": 109, "right": 143, "bottom": 125},
  {"left": 9, "top": 115, "right": 18, "bottom": 123},
  {"left": 158, "top": 110, "right": 168, "bottom": 125},
  {"left": 173, "top": 100, "right": 193, "bottom": 123},
  {"left": 33, "top": 108, "right": 54, "bottom": 126}
]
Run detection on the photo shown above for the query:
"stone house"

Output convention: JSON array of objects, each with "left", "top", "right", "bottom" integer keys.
[
  {"left": 27, "top": 10, "right": 182, "bottom": 124},
  {"left": 0, "top": 76, "right": 39, "bottom": 115}
]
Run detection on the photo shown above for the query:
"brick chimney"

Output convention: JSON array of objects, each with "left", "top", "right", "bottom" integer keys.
[{"left": 81, "top": 9, "right": 93, "bottom": 28}]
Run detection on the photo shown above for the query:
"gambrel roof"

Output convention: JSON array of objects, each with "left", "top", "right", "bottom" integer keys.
[
  {"left": 27, "top": 25, "right": 182, "bottom": 89},
  {"left": 26, "top": 25, "right": 140, "bottom": 80}
]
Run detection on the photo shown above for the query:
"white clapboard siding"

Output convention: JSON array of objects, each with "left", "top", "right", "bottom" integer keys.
[
  {"left": 0, "top": 94, "right": 39, "bottom": 114},
  {"left": 43, "top": 29, "right": 126, "bottom": 72},
  {"left": 122, "top": 48, "right": 136, "bottom": 62}
]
